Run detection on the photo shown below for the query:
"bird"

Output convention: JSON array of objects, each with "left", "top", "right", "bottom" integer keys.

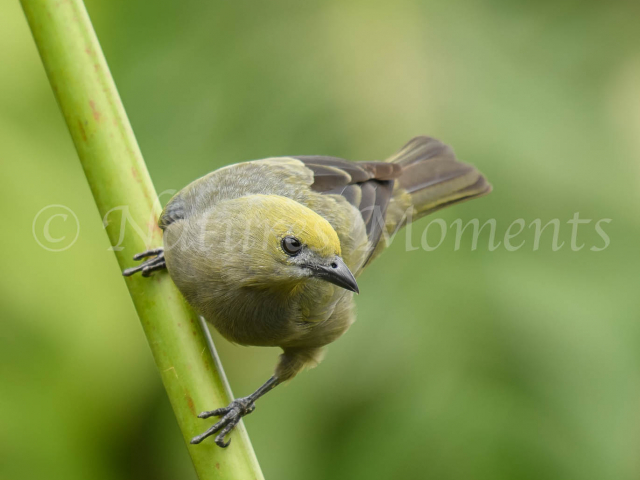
[{"left": 123, "top": 136, "right": 491, "bottom": 447}]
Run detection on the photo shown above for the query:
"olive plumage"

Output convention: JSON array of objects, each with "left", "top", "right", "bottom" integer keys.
[{"left": 123, "top": 136, "right": 491, "bottom": 447}]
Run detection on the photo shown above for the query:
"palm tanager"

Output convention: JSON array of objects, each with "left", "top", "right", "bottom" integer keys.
[{"left": 123, "top": 136, "right": 491, "bottom": 447}]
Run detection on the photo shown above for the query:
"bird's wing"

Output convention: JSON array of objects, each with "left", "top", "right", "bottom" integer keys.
[{"left": 293, "top": 156, "right": 402, "bottom": 263}]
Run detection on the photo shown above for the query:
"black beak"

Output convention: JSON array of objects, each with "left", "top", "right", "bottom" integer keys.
[{"left": 308, "top": 256, "right": 359, "bottom": 294}]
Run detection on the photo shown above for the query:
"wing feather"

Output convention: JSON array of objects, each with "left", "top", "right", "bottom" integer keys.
[{"left": 293, "top": 155, "right": 401, "bottom": 262}]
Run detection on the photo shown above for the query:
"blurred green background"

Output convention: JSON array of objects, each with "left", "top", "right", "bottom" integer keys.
[{"left": 2, "top": 0, "right": 640, "bottom": 479}]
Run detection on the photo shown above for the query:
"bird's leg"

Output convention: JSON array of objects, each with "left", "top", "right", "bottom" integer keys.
[
  {"left": 122, "top": 248, "right": 166, "bottom": 277},
  {"left": 191, "top": 376, "right": 280, "bottom": 448}
]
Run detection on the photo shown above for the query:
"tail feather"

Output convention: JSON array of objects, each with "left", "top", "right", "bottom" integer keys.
[{"left": 387, "top": 136, "right": 491, "bottom": 221}]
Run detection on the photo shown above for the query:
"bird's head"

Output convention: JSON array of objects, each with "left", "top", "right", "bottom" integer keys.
[{"left": 218, "top": 195, "right": 359, "bottom": 294}]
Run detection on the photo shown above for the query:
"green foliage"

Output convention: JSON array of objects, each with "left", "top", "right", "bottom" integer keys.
[{"left": 1, "top": 0, "right": 639, "bottom": 479}]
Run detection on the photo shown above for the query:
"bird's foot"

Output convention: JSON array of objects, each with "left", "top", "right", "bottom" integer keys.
[
  {"left": 122, "top": 248, "right": 166, "bottom": 277},
  {"left": 190, "top": 397, "right": 256, "bottom": 448}
]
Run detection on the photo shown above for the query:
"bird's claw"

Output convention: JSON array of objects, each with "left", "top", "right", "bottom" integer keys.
[
  {"left": 122, "top": 248, "right": 166, "bottom": 277},
  {"left": 191, "top": 397, "right": 256, "bottom": 448}
]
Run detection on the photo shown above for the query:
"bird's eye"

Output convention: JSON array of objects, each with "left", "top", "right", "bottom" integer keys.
[{"left": 282, "top": 236, "right": 303, "bottom": 256}]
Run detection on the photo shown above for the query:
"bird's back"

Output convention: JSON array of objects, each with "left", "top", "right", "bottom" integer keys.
[
  {"left": 160, "top": 156, "right": 372, "bottom": 275},
  {"left": 160, "top": 136, "right": 491, "bottom": 276}
]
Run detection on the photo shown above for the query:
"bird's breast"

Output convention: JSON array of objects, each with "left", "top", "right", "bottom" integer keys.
[{"left": 201, "top": 281, "right": 346, "bottom": 348}]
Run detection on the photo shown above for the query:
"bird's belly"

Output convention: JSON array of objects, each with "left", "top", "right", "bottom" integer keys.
[
  {"left": 201, "top": 289, "right": 303, "bottom": 347},
  {"left": 202, "top": 284, "right": 347, "bottom": 348}
]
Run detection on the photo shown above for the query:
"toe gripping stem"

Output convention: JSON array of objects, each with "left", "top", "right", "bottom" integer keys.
[
  {"left": 122, "top": 248, "right": 166, "bottom": 277},
  {"left": 191, "top": 376, "right": 279, "bottom": 448}
]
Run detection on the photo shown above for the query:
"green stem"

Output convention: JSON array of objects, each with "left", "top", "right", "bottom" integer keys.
[{"left": 20, "top": 1, "right": 264, "bottom": 478}]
